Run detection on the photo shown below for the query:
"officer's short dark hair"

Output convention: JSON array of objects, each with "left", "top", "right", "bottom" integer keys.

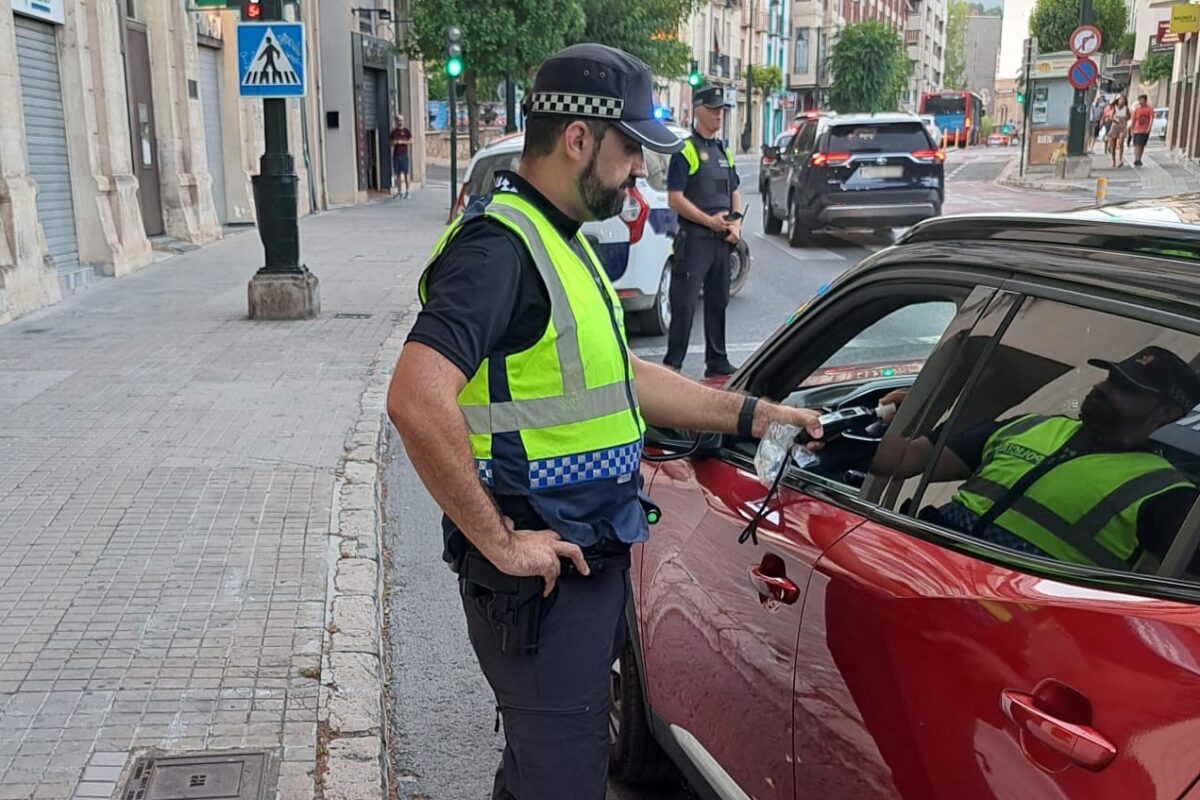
[{"left": 522, "top": 115, "right": 610, "bottom": 159}]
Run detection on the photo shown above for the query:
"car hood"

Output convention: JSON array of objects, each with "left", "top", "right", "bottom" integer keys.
[{"left": 1072, "top": 193, "right": 1200, "bottom": 226}]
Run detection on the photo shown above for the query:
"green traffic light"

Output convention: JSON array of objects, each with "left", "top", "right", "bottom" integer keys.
[
  {"left": 688, "top": 72, "right": 701, "bottom": 87},
  {"left": 447, "top": 57, "right": 463, "bottom": 78}
]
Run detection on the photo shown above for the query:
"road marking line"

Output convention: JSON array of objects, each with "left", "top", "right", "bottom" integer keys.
[{"left": 752, "top": 232, "right": 846, "bottom": 262}]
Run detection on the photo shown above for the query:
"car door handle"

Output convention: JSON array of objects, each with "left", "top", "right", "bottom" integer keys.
[
  {"left": 748, "top": 566, "right": 799, "bottom": 605},
  {"left": 1000, "top": 690, "right": 1117, "bottom": 771}
]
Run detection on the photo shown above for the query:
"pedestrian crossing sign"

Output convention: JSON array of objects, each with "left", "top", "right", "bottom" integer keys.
[{"left": 237, "top": 22, "right": 306, "bottom": 98}]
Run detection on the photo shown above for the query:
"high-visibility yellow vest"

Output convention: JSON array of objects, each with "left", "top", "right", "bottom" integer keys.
[
  {"left": 951, "top": 415, "right": 1191, "bottom": 569},
  {"left": 419, "top": 192, "right": 644, "bottom": 492},
  {"left": 680, "top": 136, "right": 735, "bottom": 174}
]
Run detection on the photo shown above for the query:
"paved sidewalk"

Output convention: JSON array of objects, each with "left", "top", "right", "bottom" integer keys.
[
  {"left": 0, "top": 192, "right": 444, "bottom": 799},
  {"left": 999, "top": 142, "right": 1200, "bottom": 200}
]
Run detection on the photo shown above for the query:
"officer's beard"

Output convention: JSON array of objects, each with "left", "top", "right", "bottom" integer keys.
[{"left": 578, "top": 148, "right": 633, "bottom": 221}]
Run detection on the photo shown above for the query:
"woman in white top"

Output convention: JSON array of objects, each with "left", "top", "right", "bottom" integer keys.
[{"left": 1107, "top": 95, "right": 1129, "bottom": 168}]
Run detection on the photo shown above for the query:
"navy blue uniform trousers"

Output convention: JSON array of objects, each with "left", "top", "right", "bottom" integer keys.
[{"left": 461, "top": 563, "right": 629, "bottom": 799}]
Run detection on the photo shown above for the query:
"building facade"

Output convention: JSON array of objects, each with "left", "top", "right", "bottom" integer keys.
[
  {"left": 1, "top": 0, "right": 426, "bottom": 324},
  {"left": 904, "top": 0, "right": 947, "bottom": 110},
  {"left": 964, "top": 15, "right": 1002, "bottom": 113}
]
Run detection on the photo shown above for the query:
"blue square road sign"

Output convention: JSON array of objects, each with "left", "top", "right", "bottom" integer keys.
[{"left": 237, "top": 22, "right": 306, "bottom": 98}]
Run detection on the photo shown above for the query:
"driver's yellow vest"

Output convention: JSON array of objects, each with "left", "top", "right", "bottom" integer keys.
[
  {"left": 418, "top": 193, "right": 645, "bottom": 492},
  {"left": 951, "top": 415, "right": 1191, "bottom": 569}
]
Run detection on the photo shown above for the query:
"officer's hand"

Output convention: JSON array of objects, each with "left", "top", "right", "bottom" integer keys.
[
  {"left": 494, "top": 520, "right": 590, "bottom": 597},
  {"left": 725, "top": 220, "right": 742, "bottom": 244},
  {"left": 878, "top": 389, "right": 910, "bottom": 422},
  {"left": 706, "top": 214, "right": 729, "bottom": 233}
]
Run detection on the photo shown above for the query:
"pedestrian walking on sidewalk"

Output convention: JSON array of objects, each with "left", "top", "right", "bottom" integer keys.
[
  {"left": 387, "top": 42, "right": 823, "bottom": 800},
  {"left": 390, "top": 115, "right": 412, "bottom": 198},
  {"left": 1131, "top": 94, "right": 1154, "bottom": 167},
  {"left": 662, "top": 81, "right": 742, "bottom": 378},
  {"left": 1108, "top": 96, "right": 1129, "bottom": 168},
  {"left": 1089, "top": 93, "right": 1106, "bottom": 153},
  {"left": 1101, "top": 99, "right": 1115, "bottom": 155}
]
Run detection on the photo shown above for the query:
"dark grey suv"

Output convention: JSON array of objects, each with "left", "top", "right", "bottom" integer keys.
[{"left": 762, "top": 113, "right": 945, "bottom": 247}]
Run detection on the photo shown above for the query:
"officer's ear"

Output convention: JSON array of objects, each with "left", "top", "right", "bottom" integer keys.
[{"left": 561, "top": 120, "right": 595, "bottom": 164}]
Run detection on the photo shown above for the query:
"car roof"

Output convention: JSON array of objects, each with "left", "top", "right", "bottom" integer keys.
[
  {"left": 826, "top": 112, "right": 924, "bottom": 126},
  {"left": 882, "top": 208, "right": 1200, "bottom": 306}
]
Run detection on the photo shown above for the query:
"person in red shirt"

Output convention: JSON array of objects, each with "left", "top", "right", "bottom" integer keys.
[
  {"left": 1130, "top": 94, "right": 1155, "bottom": 167},
  {"left": 390, "top": 115, "right": 413, "bottom": 198}
]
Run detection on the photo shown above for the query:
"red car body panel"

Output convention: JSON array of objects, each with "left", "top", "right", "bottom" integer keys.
[
  {"left": 793, "top": 520, "right": 1200, "bottom": 799},
  {"left": 637, "top": 457, "right": 864, "bottom": 799}
]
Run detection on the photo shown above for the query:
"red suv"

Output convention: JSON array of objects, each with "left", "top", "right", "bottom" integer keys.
[{"left": 610, "top": 205, "right": 1200, "bottom": 799}]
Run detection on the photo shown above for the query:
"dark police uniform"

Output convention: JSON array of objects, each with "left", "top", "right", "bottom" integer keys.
[
  {"left": 664, "top": 83, "right": 740, "bottom": 375},
  {"left": 406, "top": 44, "right": 682, "bottom": 800}
]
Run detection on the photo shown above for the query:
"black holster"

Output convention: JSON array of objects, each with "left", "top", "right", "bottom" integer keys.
[{"left": 460, "top": 549, "right": 550, "bottom": 656}]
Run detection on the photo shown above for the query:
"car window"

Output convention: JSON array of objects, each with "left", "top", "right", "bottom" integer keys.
[
  {"left": 643, "top": 148, "right": 670, "bottom": 192},
  {"left": 826, "top": 122, "right": 932, "bottom": 153},
  {"left": 885, "top": 295, "right": 1200, "bottom": 581},
  {"left": 788, "top": 121, "right": 817, "bottom": 156},
  {"left": 755, "top": 290, "right": 976, "bottom": 495},
  {"left": 774, "top": 131, "right": 794, "bottom": 150},
  {"left": 466, "top": 151, "right": 521, "bottom": 196}
]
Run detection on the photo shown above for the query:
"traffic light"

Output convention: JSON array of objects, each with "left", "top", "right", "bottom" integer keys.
[
  {"left": 240, "top": 0, "right": 262, "bottom": 19},
  {"left": 445, "top": 26, "right": 463, "bottom": 78},
  {"left": 688, "top": 60, "right": 702, "bottom": 88},
  {"left": 1016, "top": 88, "right": 1025, "bottom": 105}
]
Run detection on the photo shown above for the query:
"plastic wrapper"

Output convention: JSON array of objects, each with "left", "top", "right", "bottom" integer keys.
[{"left": 753, "top": 421, "right": 817, "bottom": 487}]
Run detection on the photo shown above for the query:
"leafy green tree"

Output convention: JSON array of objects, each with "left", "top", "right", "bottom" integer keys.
[
  {"left": 1029, "top": 0, "right": 1128, "bottom": 54},
  {"left": 409, "top": 0, "right": 585, "bottom": 151},
  {"left": 944, "top": 0, "right": 970, "bottom": 90},
  {"left": 1141, "top": 49, "right": 1175, "bottom": 84},
  {"left": 827, "top": 21, "right": 910, "bottom": 113},
  {"left": 1114, "top": 31, "right": 1136, "bottom": 57},
  {"left": 746, "top": 64, "right": 783, "bottom": 95},
  {"left": 577, "top": 0, "right": 703, "bottom": 79}
]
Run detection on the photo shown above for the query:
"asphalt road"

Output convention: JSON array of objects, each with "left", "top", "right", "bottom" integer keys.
[{"left": 382, "top": 145, "right": 1089, "bottom": 800}]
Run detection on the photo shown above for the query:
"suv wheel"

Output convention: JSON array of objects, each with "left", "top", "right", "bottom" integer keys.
[
  {"left": 730, "top": 239, "right": 751, "bottom": 297},
  {"left": 762, "top": 195, "right": 783, "bottom": 235},
  {"left": 608, "top": 637, "right": 676, "bottom": 785},
  {"left": 630, "top": 263, "right": 671, "bottom": 336},
  {"left": 787, "top": 196, "right": 811, "bottom": 248}
]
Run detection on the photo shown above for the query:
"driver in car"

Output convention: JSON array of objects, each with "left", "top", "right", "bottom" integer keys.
[{"left": 871, "top": 347, "right": 1200, "bottom": 572}]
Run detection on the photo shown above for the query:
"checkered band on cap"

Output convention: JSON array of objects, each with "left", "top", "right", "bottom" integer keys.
[{"left": 529, "top": 92, "right": 624, "bottom": 119}]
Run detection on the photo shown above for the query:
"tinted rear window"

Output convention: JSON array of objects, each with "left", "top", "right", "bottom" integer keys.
[
  {"left": 466, "top": 151, "right": 521, "bottom": 195},
  {"left": 825, "top": 122, "right": 931, "bottom": 153}
]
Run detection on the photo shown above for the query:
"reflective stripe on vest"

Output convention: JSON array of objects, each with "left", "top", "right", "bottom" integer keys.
[
  {"left": 681, "top": 137, "right": 735, "bottom": 176},
  {"left": 952, "top": 415, "right": 1191, "bottom": 568},
  {"left": 418, "top": 193, "right": 644, "bottom": 490}
]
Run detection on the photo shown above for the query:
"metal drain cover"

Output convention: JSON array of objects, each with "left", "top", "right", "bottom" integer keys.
[{"left": 121, "top": 751, "right": 276, "bottom": 800}]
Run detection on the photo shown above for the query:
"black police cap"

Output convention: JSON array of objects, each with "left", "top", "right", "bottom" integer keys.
[{"left": 526, "top": 43, "right": 682, "bottom": 154}]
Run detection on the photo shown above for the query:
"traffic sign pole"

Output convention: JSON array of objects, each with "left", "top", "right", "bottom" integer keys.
[
  {"left": 1067, "top": 0, "right": 1095, "bottom": 158},
  {"left": 247, "top": 0, "right": 319, "bottom": 319}
]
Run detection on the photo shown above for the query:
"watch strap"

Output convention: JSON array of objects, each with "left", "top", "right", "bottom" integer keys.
[{"left": 738, "top": 395, "right": 759, "bottom": 439}]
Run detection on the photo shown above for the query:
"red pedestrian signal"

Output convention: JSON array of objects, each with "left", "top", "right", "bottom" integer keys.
[{"left": 241, "top": 1, "right": 262, "bottom": 19}]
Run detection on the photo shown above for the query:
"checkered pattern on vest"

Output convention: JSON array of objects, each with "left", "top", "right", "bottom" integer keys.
[{"left": 529, "top": 92, "right": 624, "bottom": 119}]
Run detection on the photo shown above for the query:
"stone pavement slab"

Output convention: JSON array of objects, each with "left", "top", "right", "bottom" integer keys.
[
  {"left": 999, "top": 144, "right": 1200, "bottom": 200},
  {"left": 0, "top": 191, "right": 445, "bottom": 799}
]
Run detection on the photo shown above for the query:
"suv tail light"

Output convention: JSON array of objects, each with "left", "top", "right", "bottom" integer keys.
[
  {"left": 912, "top": 149, "right": 946, "bottom": 163},
  {"left": 620, "top": 185, "right": 650, "bottom": 245},
  {"left": 811, "top": 152, "right": 851, "bottom": 167}
]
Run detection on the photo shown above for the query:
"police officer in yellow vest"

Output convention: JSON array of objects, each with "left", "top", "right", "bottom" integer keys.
[
  {"left": 663, "top": 82, "right": 742, "bottom": 376},
  {"left": 386, "top": 44, "right": 822, "bottom": 800},
  {"left": 873, "top": 347, "right": 1200, "bottom": 571}
]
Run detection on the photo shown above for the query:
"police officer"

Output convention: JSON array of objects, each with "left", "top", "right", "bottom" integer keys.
[
  {"left": 872, "top": 347, "right": 1200, "bottom": 571},
  {"left": 387, "top": 44, "right": 822, "bottom": 800},
  {"left": 663, "top": 82, "right": 742, "bottom": 377}
]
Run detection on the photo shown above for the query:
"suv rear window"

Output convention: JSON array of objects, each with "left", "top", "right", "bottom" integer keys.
[{"left": 825, "top": 122, "right": 932, "bottom": 153}]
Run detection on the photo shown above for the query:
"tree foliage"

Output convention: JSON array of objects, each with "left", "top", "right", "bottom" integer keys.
[
  {"left": 1141, "top": 49, "right": 1175, "bottom": 84},
  {"left": 577, "top": 0, "right": 703, "bottom": 79},
  {"left": 409, "top": 0, "right": 584, "bottom": 149},
  {"left": 1029, "top": 0, "right": 1128, "bottom": 54},
  {"left": 944, "top": 0, "right": 970, "bottom": 90},
  {"left": 746, "top": 64, "right": 783, "bottom": 95},
  {"left": 827, "top": 21, "right": 910, "bottom": 113}
]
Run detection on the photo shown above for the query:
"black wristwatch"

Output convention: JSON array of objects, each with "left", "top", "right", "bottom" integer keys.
[{"left": 738, "top": 395, "right": 760, "bottom": 439}]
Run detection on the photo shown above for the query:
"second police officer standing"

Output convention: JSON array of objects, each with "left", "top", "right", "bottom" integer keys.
[{"left": 663, "top": 82, "right": 742, "bottom": 377}]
